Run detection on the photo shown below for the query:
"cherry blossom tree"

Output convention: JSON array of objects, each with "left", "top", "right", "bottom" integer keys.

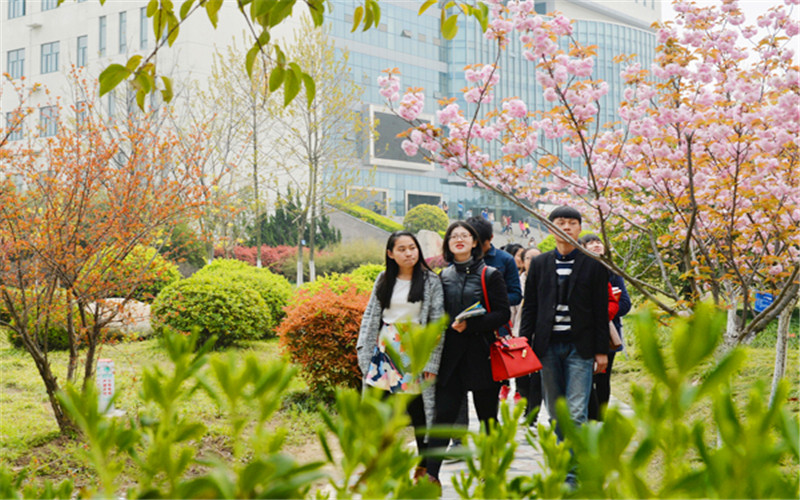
[{"left": 379, "top": 0, "right": 799, "bottom": 346}]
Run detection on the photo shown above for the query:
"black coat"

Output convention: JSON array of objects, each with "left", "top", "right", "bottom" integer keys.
[
  {"left": 519, "top": 249, "right": 609, "bottom": 360},
  {"left": 439, "top": 259, "right": 510, "bottom": 390}
]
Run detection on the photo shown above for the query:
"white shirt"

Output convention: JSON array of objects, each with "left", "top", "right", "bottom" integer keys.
[{"left": 381, "top": 278, "right": 422, "bottom": 325}]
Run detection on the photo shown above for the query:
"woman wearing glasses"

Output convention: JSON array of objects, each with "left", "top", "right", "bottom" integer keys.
[{"left": 423, "top": 221, "right": 510, "bottom": 486}]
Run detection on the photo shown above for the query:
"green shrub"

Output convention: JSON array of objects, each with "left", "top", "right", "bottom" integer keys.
[
  {"left": 537, "top": 230, "right": 593, "bottom": 253},
  {"left": 403, "top": 204, "right": 449, "bottom": 234},
  {"left": 278, "top": 240, "right": 385, "bottom": 282},
  {"left": 195, "top": 259, "right": 293, "bottom": 337},
  {"left": 350, "top": 263, "right": 385, "bottom": 283},
  {"left": 278, "top": 282, "right": 369, "bottom": 401},
  {"left": 161, "top": 222, "right": 207, "bottom": 269},
  {"left": 151, "top": 275, "right": 271, "bottom": 348},
  {"left": 332, "top": 201, "right": 404, "bottom": 233},
  {"left": 83, "top": 245, "right": 181, "bottom": 302}
]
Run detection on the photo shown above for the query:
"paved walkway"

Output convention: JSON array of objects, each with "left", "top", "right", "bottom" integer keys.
[{"left": 437, "top": 391, "right": 634, "bottom": 499}]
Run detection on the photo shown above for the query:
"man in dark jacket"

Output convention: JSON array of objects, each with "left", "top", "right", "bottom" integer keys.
[{"left": 519, "top": 206, "right": 609, "bottom": 441}]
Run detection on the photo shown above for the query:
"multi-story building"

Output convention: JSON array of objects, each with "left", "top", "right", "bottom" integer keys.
[
  {"left": 2, "top": 0, "right": 660, "bottom": 222},
  {"left": 329, "top": 0, "right": 661, "bottom": 220}
]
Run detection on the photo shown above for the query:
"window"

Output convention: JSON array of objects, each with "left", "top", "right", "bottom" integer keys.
[
  {"left": 139, "top": 7, "right": 148, "bottom": 49},
  {"left": 42, "top": 0, "right": 57, "bottom": 11},
  {"left": 76, "top": 101, "right": 87, "bottom": 130},
  {"left": 119, "top": 11, "right": 127, "bottom": 53},
  {"left": 7, "top": 49, "right": 24, "bottom": 79},
  {"left": 6, "top": 112, "right": 24, "bottom": 141},
  {"left": 99, "top": 16, "right": 107, "bottom": 56},
  {"left": 76, "top": 35, "right": 88, "bottom": 67},
  {"left": 8, "top": 0, "right": 25, "bottom": 18},
  {"left": 40, "top": 106, "right": 58, "bottom": 137},
  {"left": 40, "top": 41, "right": 59, "bottom": 74},
  {"left": 107, "top": 90, "right": 115, "bottom": 118}
]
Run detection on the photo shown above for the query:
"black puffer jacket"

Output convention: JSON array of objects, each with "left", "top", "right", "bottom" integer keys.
[{"left": 438, "top": 258, "right": 510, "bottom": 390}]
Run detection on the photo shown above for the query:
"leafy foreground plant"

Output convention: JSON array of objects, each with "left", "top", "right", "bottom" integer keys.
[
  {"left": 543, "top": 302, "right": 799, "bottom": 499},
  {"left": 2, "top": 305, "right": 796, "bottom": 498}
]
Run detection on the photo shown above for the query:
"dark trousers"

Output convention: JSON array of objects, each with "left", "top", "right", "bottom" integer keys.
[
  {"left": 516, "top": 371, "right": 543, "bottom": 419},
  {"left": 425, "top": 378, "right": 500, "bottom": 479},
  {"left": 382, "top": 391, "right": 428, "bottom": 454},
  {"left": 588, "top": 351, "right": 616, "bottom": 421}
]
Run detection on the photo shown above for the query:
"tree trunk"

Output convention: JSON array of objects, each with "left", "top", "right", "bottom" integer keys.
[
  {"left": 723, "top": 281, "right": 741, "bottom": 346},
  {"left": 770, "top": 287, "right": 799, "bottom": 405},
  {"left": 308, "top": 173, "right": 318, "bottom": 283},
  {"left": 296, "top": 220, "right": 305, "bottom": 286},
  {"left": 252, "top": 101, "right": 262, "bottom": 269},
  {"left": 21, "top": 329, "right": 77, "bottom": 434}
]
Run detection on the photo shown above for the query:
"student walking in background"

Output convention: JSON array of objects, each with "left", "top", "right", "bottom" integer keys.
[
  {"left": 424, "top": 221, "right": 510, "bottom": 486},
  {"left": 579, "top": 233, "right": 631, "bottom": 421},
  {"left": 356, "top": 231, "right": 445, "bottom": 478},
  {"left": 519, "top": 206, "right": 609, "bottom": 489}
]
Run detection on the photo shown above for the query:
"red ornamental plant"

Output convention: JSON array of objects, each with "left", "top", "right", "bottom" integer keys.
[
  {"left": 213, "top": 244, "right": 296, "bottom": 271},
  {"left": 277, "top": 283, "right": 369, "bottom": 401},
  {"left": 379, "top": 0, "right": 799, "bottom": 344},
  {"left": 0, "top": 73, "right": 211, "bottom": 433}
]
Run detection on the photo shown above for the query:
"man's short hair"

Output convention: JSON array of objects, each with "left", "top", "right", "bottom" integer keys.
[
  {"left": 466, "top": 216, "right": 493, "bottom": 243},
  {"left": 548, "top": 206, "right": 582, "bottom": 224},
  {"left": 579, "top": 233, "right": 602, "bottom": 246}
]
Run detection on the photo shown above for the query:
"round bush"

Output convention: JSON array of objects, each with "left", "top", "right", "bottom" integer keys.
[
  {"left": 350, "top": 263, "right": 385, "bottom": 283},
  {"left": 195, "top": 259, "right": 293, "bottom": 337},
  {"left": 403, "top": 204, "right": 449, "bottom": 234},
  {"left": 82, "top": 245, "right": 181, "bottom": 302},
  {"left": 151, "top": 275, "right": 271, "bottom": 348},
  {"left": 278, "top": 282, "right": 369, "bottom": 401}
]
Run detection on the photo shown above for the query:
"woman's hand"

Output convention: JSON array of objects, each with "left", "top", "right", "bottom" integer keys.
[
  {"left": 422, "top": 371, "right": 435, "bottom": 382},
  {"left": 451, "top": 319, "right": 467, "bottom": 333}
]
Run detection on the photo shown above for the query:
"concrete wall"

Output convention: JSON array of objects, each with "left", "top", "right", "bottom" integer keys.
[{"left": 328, "top": 208, "right": 391, "bottom": 245}]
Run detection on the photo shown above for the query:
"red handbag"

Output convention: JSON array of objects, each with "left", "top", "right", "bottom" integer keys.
[{"left": 481, "top": 267, "right": 542, "bottom": 382}]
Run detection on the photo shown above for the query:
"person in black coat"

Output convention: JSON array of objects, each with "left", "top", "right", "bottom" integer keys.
[
  {"left": 519, "top": 207, "right": 609, "bottom": 432},
  {"left": 424, "top": 221, "right": 510, "bottom": 484}
]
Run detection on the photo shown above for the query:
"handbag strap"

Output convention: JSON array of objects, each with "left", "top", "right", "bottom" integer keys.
[{"left": 480, "top": 266, "right": 491, "bottom": 313}]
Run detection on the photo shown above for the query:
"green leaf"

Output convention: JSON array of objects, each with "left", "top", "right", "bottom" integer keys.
[
  {"left": 696, "top": 349, "right": 746, "bottom": 399},
  {"left": 134, "top": 85, "right": 146, "bottom": 110},
  {"left": 269, "top": 66, "right": 285, "bottom": 92},
  {"left": 301, "top": 72, "right": 316, "bottom": 107},
  {"left": 146, "top": 0, "right": 158, "bottom": 16},
  {"left": 441, "top": 14, "right": 459, "bottom": 39},
  {"left": 160, "top": 75, "right": 173, "bottom": 103},
  {"left": 351, "top": 5, "right": 363, "bottom": 32},
  {"left": 179, "top": 0, "right": 194, "bottom": 20},
  {"left": 419, "top": 0, "right": 437, "bottom": 15},
  {"left": 166, "top": 12, "right": 180, "bottom": 45},
  {"left": 245, "top": 44, "right": 259, "bottom": 78},
  {"left": 363, "top": 6, "right": 373, "bottom": 32},
  {"left": 250, "top": 0, "right": 272, "bottom": 19},
  {"left": 635, "top": 309, "right": 670, "bottom": 386},
  {"left": 283, "top": 67, "right": 300, "bottom": 107},
  {"left": 205, "top": 0, "right": 223, "bottom": 27},
  {"left": 125, "top": 54, "right": 143, "bottom": 71},
  {"left": 99, "top": 64, "right": 131, "bottom": 97},
  {"left": 307, "top": 0, "right": 324, "bottom": 25}
]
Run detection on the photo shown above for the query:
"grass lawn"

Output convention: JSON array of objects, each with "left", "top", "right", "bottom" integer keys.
[{"left": 0, "top": 334, "right": 333, "bottom": 490}]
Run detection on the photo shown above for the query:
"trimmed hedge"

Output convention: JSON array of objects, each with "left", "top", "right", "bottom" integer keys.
[
  {"left": 403, "top": 204, "right": 449, "bottom": 234},
  {"left": 277, "top": 240, "right": 384, "bottom": 282},
  {"left": 195, "top": 259, "right": 292, "bottom": 337},
  {"left": 278, "top": 281, "right": 369, "bottom": 401},
  {"left": 350, "top": 263, "right": 385, "bottom": 283},
  {"left": 151, "top": 275, "right": 271, "bottom": 348},
  {"left": 294, "top": 273, "right": 374, "bottom": 306},
  {"left": 332, "top": 201, "right": 404, "bottom": 233}
]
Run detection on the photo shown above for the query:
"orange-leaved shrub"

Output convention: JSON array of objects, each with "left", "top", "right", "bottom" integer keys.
[{"left": 277, "top": 282, "right": 369, "bottom": 401}]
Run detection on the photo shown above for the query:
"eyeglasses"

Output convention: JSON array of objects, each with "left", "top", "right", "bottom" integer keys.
[{"left": 449, "top": 232, "right": 473, "bottom": 241}]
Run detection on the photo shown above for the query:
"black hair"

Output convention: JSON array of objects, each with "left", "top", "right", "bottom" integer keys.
[
  {"left": 578, "top": 233, "right": 602, "bottom": 246},
  {"left": 442, "top": 221, "right": 483, "bottom": 263},
  {"left": 501, "top": 243, "right": 524, "bottom": 258},
  {"left": 376, "top": 231, "right": 433, "bottom": 309},
  {"left": 465, "top": 216, "right": 493, "bottom": 243},
  {"left": 548, "top": 205, "right": 582, "bottom": 224}
]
